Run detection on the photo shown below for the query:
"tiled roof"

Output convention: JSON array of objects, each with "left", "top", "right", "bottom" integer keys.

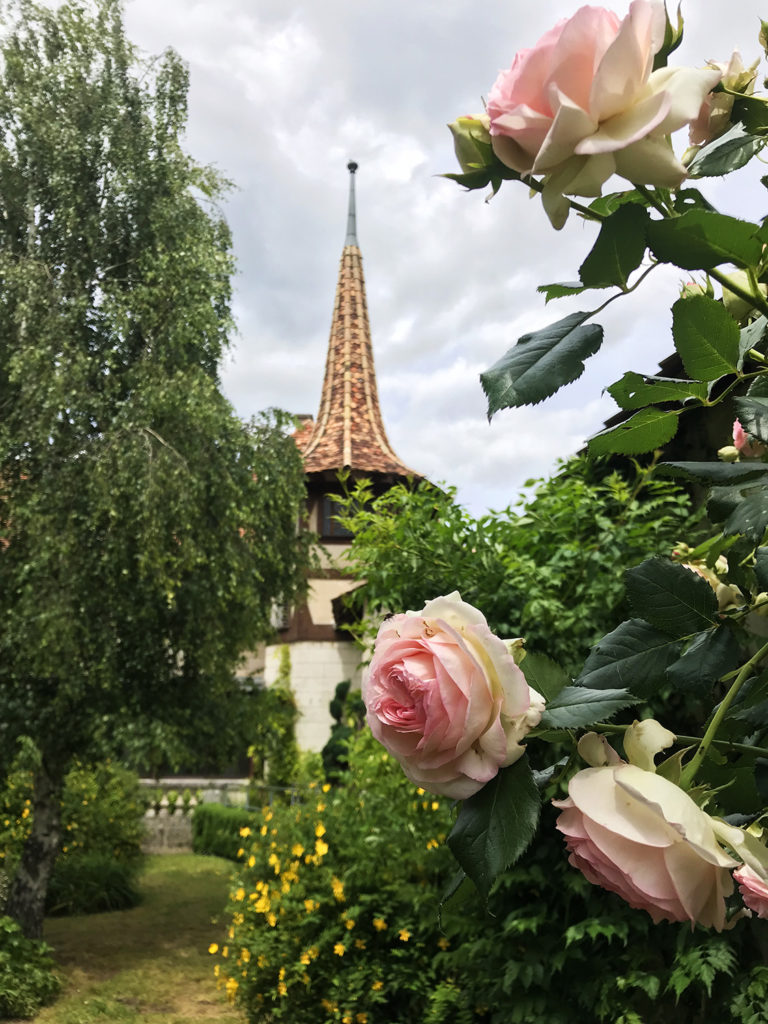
[{"left": 297, "top": 167, "right": 419, "bottom": 480}]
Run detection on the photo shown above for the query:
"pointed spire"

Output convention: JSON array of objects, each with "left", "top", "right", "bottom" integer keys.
[
  {"left": 345, "top": 160, "right": 358, "bottom": 246},
  {"left": 298, "top": 162, "right": 419, "bottom": 480}
]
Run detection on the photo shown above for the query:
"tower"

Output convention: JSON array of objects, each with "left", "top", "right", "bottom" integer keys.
[{"left": 267, "top": 161, "right": 421, "bottom": 750}]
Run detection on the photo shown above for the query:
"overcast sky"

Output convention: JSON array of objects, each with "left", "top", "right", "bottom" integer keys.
[{"left": 122, "top": 0, "right": 768, "bottom": 514}]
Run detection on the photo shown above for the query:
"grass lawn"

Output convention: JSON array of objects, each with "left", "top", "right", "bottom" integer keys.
[{"left": 28, "top": 853, "right": 245, "bottom": 1024}]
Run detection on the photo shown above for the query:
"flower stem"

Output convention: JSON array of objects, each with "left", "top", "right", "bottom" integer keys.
[
  {"left": 709, "top": 266, "right": 768, "bottom": 318},
  {"left": 593, "top": 722, "right": 768, "bottom": 760},
  {"left": 679, "top": 638, "right": 768, "bottom": 789}
]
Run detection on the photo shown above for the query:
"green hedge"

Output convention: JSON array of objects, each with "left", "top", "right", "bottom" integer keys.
[
  {"left": 192, "top": 803, "right": 258, "bottom": 861},
  {"left": 0, "top": 915, "right": 60, "bottom": 1018},
  {"left": 46, "top": 853, "right": 142, "bottom": 916}
]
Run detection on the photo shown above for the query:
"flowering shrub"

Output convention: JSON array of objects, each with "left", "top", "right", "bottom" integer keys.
[
  {"left": 214, "top": 729, "right": 465, "bottom": 1023},
  {"left": 371, "top": 0, "right": 768, "bottom": 936}
]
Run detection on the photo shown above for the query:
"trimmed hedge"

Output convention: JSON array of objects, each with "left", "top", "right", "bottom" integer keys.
[
  {"left": 192, "top": 803, "right": 258, "bottom": 861},
  {"left": 46, "top": 853, "right": 142, "bottom": 916}
]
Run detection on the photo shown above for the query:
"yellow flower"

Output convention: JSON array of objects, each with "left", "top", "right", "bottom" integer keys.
[
  {"left": 345, "top": 918, "right": 355, "bottom": 930},
  {"left": 260, "top": 825, "right": 268, "bottom": 836},
  {"left": 267, "top": 913, "right": 277, "bottom": 927},
  {"left": 222, "top": 945, "right": 229, "bottom": 958},
  {"left": 21, "top": 807, "right": 29, "bottom": 819},
  {"left": 356, "top": 1015, "right": 369, "bottom": 1024},
  {"left": 371, "top": 980, "right": 383, "bottom": 991},
  {"left": 263, "top": 809, "right": 273, "bottom": 822},
  {"left": 416, "top": 787, "right": 425, "bottom": 795},
  {"left": 322, "top": 782, "right": 331, "bottom": 793},
  {"left": 236, "top": 847, "right": 244, "bottom": 858},
  {"left": 316, "top": 801, "right": 326, "bottom": 812},
  {"left": 438, "top": 936, "right": 450, "bottom": 950},
  {"left": 304, "top": 898, "right": 318, "bottom": 913},
  {"left": 208, "top": 943, "right": 219, "bottom": 955},
  {"left": 241, "top": 948, "right": 251, "bottom": 962},
  {"left": 315, "top": 838, "right": 329, "bottom": 857},
  {"left": 291, "top": 843, "right": 304, "bottom": 858},
  {"left": 278, "top": 967, "right": 286, "bottom": 981},
  {"left": 399, "top": 929, "right": 411, "bottom": 942},
  {"left": 300, "top": 951, "right": 311, "bottom": 965},
  {"left": 257, "top": 954, "right": 268, "bottom": 968},
  {"left": 239, "top": 826, "right": 252, "bottom": 837},
  {"left": 234, "top": 887, "right": 245, "bottom": 902},
  {"left": 431, "top": 801, "right": 440, "bottom": 811},
  {"left": 225, "top": 976, "right": 239, "bottom": 1001},
  {"left": 331, "top": 876, "right": 345, "bottom": 901},
  {"left": 355, "top": 939, "right": 367, "bottom": 950},
  {"left": 343, "top": 1016, "right": 353, "bottom": 1024},
  {"left": 249, "top": 854, "right": 257, "bottom": 867},
  {"left": 373, "top": 917, "right": 387, "bottom": 931},
  {"left": 334, "top": 942, "right": 346, "bottom": 957},
  {"left": 277, "top": 981, "right": 287, "bottom": 997},
  {"left": 315, "top": 822, "right": 326, "bottom": 838}
]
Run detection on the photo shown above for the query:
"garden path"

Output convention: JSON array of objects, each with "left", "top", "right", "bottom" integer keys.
[{"left": 29, "top": 853, "right": 244, "bottom": 1024}]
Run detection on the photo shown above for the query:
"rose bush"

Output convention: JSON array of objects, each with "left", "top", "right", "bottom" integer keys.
[
  {"left": 363, "top": 592, "right": 544, "bottom": 799},
  {"left": 553, "top": 725, "right": 739, "bottom": 930},
  {"left": 486, "top": 0, "right": 721, "bottom": 227}
]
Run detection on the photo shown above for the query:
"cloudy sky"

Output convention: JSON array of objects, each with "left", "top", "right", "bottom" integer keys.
[{"left": 122, "top": 0, "right": 768, "bottom": 514}]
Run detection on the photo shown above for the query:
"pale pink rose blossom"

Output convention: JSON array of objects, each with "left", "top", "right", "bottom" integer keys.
[
  {"left": 733, "top": 418, "right": 768, "bottom": 458},
  {"left": 689, "top": 50, "right": 759, "bottom": 146},
  {"left": 487, "top": 1, "right": 722, "bottom": 227},
  {"left": 363, "top": 592, "right": 543, "bottom": 799},
  {"left": 554, "top": 727, "right": 737, "bottom": 929},
  {"left": 734, "top": 865, "right": 768, "bottom": 918}
]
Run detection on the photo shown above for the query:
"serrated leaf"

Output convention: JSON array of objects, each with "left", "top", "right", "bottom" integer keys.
[
  {"left": 721, "top": 486, "right": 768, "bottom": 543},
  {"left": 540, "top": 685, "right": 637, "bottom": 729},
  {"left": 587, "top": 407, "right": 679, "bottom": 456},
  {"left": 575, "top": 618, "right": 683, "bottom": 697},
  {"left": 666, "top": 626, "right": 742, "bottom": 695},
  {"left": 578, "top": 204, "right": 650, "bottom": 289},
  {"left": 686, "top": 123, "right": 765, "bottom": 178},
  {"left": 657, "top": 460, "right": 768, "bottom": 485},
  {"left": 625, "top": 557, "right": 718, "bottom": 638},
  {"left": 734, "top": 396, "right": 768, "bottom": 444},
  {"left": 480, "top": 312, "right": 604, "bottom": 416},
  {"left": 748, "top": 372, "right": 768, "bottom": 397},
  {"left": 732, "top": 94, "right": 768, "bottom": 135},
  {"left": 447, "top": 756, "right": 540, "bottom": 899},
  {"left": 519, "top": 651, "right": 569, "bottom": 702},
  {"left": 738, "top": 316, "right": 768, "bottom": 369},
  {"left": 537, "top": 281, "right": 586, "bottom": 303},
  {"left": 606, "top": 372, "right": 707, "bottom": 411},
  {"left": 648, "top": 210, "right": 763, "bottom": 270},
  {"left": 671, "top": 294, "right": 739, "bottom": 380}
]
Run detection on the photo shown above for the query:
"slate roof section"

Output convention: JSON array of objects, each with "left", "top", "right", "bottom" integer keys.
[{"left": 297, "top": 164, "right": 419, "bottom": 480}]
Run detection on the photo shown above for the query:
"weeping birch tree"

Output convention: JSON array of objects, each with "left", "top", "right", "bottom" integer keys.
[{"left": 0, "top": 0, "right": 308, "bottom": 937}]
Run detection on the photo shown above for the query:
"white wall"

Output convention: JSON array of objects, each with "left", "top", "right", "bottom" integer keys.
[{"left": 264, "top": 640, "right": 363, "bottom": 752}]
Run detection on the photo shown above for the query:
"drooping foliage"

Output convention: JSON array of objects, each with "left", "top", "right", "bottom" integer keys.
[{"left": 0, "top": 0, "right": 309, "bottom": 936}]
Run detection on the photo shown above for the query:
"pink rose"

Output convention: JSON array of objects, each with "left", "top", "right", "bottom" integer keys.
[
  {"left": 733, "top": 418, "right": 767, "bottom": 458},
  {"left": 487, "top": 2, "right": 722, "bottom": 227},
  {"left": 554, "top": 725, "right": 737, "bottom": 929},
  {"left": 734, "top": 865, "right": 768, "bottom": 918},
  {"left": 363, "top": 592, "right": 544, "bottom": 799}
]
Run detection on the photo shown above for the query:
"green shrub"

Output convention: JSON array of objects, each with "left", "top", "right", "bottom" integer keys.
[
  {"left": 0, "top": 914, "right": 60, "bottom": 1018},
  {"left": 214, "top": 729, "right": 459, "bottom": 1022},
  {"left": 192, "top": 803, "right": 258, "bottom": 861},
  {"left": 45, "top": 852, "right": 142, "bottom": 916},
  {"left": 1, "top": 758, "right": 146, "bottom": 917}
]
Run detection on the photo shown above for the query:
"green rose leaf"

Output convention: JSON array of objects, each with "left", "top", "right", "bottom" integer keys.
[
  {"left": 578, "top": 204, "right": 650, "bottom": 290},
  {"left": 537, "top": 281, "right": 586, "bottom": 303},
  {"left": 625, "top": 557, "right": 718, "bottom": 638},
  {"left": 739, "top": 316, "right": 768, "bottom": 369},
  {"left": 671, "top": 294, "right": 740, "bottom": 381},
  {"left": 732, "top": 94, "right": 768, "bottom": 136},
  {"left": 685, "top": 123, "right": 765, "bottom": 179},
  {"left": 648, "top": 210, "right": 763, "bottom": 270},
  {"left": 666, "top": 626, "right": 742, "bottom": 695},
  {"left": 587, "top": 408, "right": 679, "bottom": 457},
  {"left": 575, "top": 618, "right": 683, "bottom": 697},
  {"left": 748, "top": 372, "right": 768, "bottom": 397},
  {"left": 711, "top": 485, "right": 768, "bottom": 543},
  {"left": 540, "top": 685, "right": 637, "bottom": 729},
  {"left": 657, "top": 461, "right": 768, "bottom": 485},
  {"left": 754, "top": 547, "right": 768, "bottom": 592},
  {"left": 606, "top": 372, "right": 708, "bottom": 411},
  {"left": 480, "top": 312, "right": 604, "bottom": 416},
  {"left": 734, "top": 396, "right": 768, "bottom": 445},
  {"left": 447, "top": 755, "right": 540, "bottom": 900},
  {"left": 519, "top": 651, "right": 569, "bottom": 701}
]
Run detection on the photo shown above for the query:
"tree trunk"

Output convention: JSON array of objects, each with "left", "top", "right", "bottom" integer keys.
[{"left": 5, "top": 761, "right": 63, "bottom": 939}]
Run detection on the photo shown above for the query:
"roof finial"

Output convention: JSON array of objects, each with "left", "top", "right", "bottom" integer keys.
[{"left": 345, "top": 160, "right": 358, "bottom": 246}]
